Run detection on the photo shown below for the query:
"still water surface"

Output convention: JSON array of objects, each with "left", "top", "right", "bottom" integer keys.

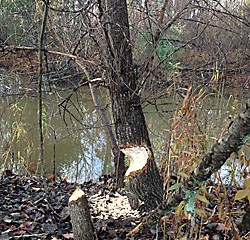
[{"left": 0, "top": 79, "right": 249, "bottom": 183}]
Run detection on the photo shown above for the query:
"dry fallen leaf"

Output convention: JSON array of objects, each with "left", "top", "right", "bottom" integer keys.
[
  {"left": 62, "top": 233, "right": 74, "bottom": 239},
  {"left": 216, "top": 223, "right": 226, "bottom": 231}
]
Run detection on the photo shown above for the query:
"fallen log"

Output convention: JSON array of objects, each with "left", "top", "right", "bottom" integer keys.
[
  {"left": 69, "top": 188, "right": 97, "bottom": 240},
  {"left": 127, "top": 99, "right": 250, "bottom": 238}
]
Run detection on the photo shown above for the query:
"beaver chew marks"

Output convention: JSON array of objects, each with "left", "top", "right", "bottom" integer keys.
[{"left": 121, "top": 146, "right": 149, "bottom": 177}]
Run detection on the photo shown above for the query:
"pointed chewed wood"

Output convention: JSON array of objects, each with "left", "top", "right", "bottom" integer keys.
[
  {"left": 69, "top": 187, "right": 85, "bottom": 203},
  {"left": 68, "top": 188, "right": 97, "bottom": 240}
]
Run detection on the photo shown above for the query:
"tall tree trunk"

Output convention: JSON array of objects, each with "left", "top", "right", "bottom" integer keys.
[{"left": 104, "top": 0, "right": 163, "bottom": 210}]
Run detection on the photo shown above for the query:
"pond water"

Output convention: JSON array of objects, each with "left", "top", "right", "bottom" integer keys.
[{"left": 0, "top": 75, "right": 249, "bottom": 183}]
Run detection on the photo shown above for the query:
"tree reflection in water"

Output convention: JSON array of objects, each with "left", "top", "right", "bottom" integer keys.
[{"left": 0, "top": 77, "right": 248, "bottom": 183}]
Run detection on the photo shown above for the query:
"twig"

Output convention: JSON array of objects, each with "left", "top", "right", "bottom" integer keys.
[{"left": 13, "top": 233, "right": 47, "bottom": 238}]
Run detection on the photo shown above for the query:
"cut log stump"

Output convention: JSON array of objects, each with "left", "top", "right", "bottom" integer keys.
[{"left": 68, "top": 188, "right": 97, "bottom": 240}]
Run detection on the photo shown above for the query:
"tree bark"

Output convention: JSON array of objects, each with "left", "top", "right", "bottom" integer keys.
[
  {"left": 104, "top": 0, "right": 163, "bottom": 210},
  {"left": 69, "top": 188, "right": 97, "bottom": 240},
  {"left": 127, "top": 99, "right": 250, "bottom": 237}
]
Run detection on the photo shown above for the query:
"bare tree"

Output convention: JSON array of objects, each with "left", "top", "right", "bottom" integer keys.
[{"left": 96, "top": 0, "right": 164, "bottom": 209}]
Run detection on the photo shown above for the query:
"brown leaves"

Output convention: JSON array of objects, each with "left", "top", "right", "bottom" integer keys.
[
  {"left": 1, "top": 172, "right": 249, "bottom": 239},
  {"left": 0, "top": 173, "right": 141, "bottom": 239},
  {"left": 0, "top": 174, "right": 74, "bottom": 239}
]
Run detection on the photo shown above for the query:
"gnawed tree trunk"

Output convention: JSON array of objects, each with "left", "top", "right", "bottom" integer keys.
[
  {"left": 103, "top": 0, "right": 164, "bottom": 210},
  {"left": 122, "top": 145, "right": 164, "bottom": 210},
  {"left": 69, "top": 188, "right": 97, "bottom": 240},
  {"left": 127, "top": 99, "right": 250, "bottom": 237}
]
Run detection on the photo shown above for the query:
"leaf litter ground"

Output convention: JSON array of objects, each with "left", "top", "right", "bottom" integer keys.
[{"left": 0, "top": 172, "right": 249, "bottom": 239}]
